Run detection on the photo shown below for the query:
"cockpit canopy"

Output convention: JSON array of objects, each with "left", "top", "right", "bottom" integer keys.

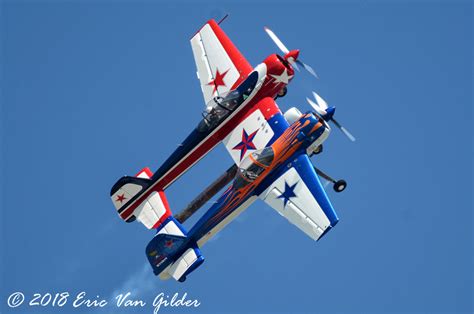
[
  {"left": 233, "top": 147, "right": 274, "bottom": 189},
  {"left": 197, "top": 71, "right": 259, "bottom": 132}
]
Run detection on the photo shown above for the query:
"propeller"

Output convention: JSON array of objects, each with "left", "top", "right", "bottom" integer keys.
[
  {"left": 264, "top": 27, "right": 319, "bottom": 79},
  {"left": 306, "top": 92, "right": 356, "bottom": 142}
]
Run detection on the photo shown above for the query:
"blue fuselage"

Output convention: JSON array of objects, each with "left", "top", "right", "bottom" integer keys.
[{"left": 188, "top": 112, "right": 328, "bottom": 243}]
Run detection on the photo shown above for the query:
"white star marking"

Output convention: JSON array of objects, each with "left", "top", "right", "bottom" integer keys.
[{"left": 270, "top": 69, "right": 293, "bottom": 84}]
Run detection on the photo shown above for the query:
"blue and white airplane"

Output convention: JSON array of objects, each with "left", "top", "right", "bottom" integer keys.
[{"left": 110, "top": 19, "right": 354, "bottom": 282}]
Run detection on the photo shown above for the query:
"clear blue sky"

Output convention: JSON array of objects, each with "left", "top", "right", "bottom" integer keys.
[{"left": 1, "top": 1, "right": 472, "bottom": 313}]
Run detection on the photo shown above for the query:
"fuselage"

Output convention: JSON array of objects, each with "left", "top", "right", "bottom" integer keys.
[
  {"left": 117, "top": 54, "right": 296, "bottom": 222},
  {"left": 188, "top": 112, "right": 330, "bottom": 243}
]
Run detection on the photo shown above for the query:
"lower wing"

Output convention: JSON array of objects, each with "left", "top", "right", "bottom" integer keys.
[{"left": 258, "top": 153, "right": 339, "bottom": 240}]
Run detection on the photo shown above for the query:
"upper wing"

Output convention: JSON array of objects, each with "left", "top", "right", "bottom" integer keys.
[
  {"left": 222, "top": 97, "right": 289, "bottom": 165},
  {"left": 258, "top": 153, "right": 339, "bottom": 240},
  {"left": 190, "top": 19, "right": 253, "bottom": 105}
]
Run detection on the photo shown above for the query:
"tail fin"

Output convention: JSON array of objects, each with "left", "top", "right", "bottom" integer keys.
[
  {"left": 146, "top": 216, "right": 204, "bottom": 282},
  {"left": 111, "top": 167, "right": 204, "bottom": 282},
  {"left": 110, "top": 167, "right": 172, "bottom": 228}
]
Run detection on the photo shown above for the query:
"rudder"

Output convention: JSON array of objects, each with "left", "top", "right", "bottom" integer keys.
[{"left": 146, "top": 218, "right": 204, "bottom": 282}]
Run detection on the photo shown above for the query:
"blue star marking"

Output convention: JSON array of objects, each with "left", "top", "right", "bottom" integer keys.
[{"left": 277, "top": 181, "right": 298, "bottom": 207}]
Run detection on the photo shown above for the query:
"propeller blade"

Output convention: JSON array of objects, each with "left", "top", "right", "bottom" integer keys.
[
  {"left": 340, "top": 126, "right": 356, "bottom": 142},
  {"left": 331, "top": 118, "right": 356, "bottom": 142},
  {"left": 306, "top": 97, "right": 327, "bottom": 116},
  {"left": 264, "top": 27, "right": 290, "bottom": 54},
  {"left": 290, "top": 59, "right": 300, "bottom": 71},
  {"left": 297, "top": 60, "right": 319, "bottom": 79},
  {"left": 312, "top": 91, "right": 328, "bottom": 110}
]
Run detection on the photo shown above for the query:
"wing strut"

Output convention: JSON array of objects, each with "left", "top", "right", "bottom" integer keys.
[
  {"left": 217, "top": 13, "right": 229, "bottom": 25},
  {"left": 313, "top": 165, "right": 347, "bottom": 193}
]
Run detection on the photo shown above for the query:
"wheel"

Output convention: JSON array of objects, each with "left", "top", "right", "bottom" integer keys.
[
  {"left": 312, "top": 145, "right": 323, "bottom": 155},
  {"left": 277, "top": 86, "right": 287, "bottom": 97},
  {"left": 178, "top": 276, "right": 187, "bottom": 283},
  {"left": 333, "top": 180, "right": 347, "bottom": 193},
  {"left": 125, "top": 215, "right": 136, "bottom": 223}
]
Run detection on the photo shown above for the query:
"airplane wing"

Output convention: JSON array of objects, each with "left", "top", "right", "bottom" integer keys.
[
  {"left": 222, "top": 97, "right": 289, "bottom": 164},
  {"left": 258, "top": 153, "right": 339, "bottom": 241},
  {"left": 190, "top": 19, "right": 253, "bottom": 105}
]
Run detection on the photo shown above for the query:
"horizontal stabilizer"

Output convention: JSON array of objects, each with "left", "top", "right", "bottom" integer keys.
[{"left": 110, "top": 167, "right": 173, "bottom": 228}]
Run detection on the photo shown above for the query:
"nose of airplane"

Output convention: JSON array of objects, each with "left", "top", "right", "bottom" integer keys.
[
  {"left": 324, "top": 106, "right": 336, "bottom": 121},
  {"left": 284, "top": 49, "right": 300, "bottom": 63}
]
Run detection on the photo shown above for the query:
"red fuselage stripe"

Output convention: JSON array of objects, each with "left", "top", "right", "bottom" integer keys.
[{"left": 120, "top": 95, "right": 262, "bottom": 220}]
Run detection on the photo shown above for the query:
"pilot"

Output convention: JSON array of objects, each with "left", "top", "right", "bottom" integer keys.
[
  {"left": 246, "top": 170, "right": 258, "bottom": 180},
  {"left": 205, "top": 105, "right": 214, "bottom": 114}
]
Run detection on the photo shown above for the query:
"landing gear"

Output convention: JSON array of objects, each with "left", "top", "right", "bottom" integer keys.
[
  {"left": 126, "top": 215, "right": 136, "bottom": 223},
  {"left": 312, "top": 145, "right": 323, "bottom": 155},
  {"left": 178, "top": 276, "right": 187, "bottom": 282},
  {"left": 277, "top": 86, "right": 287, "bottom": 98},
  {"left": 333, "top": 180, "right": 347, "bottom": 193},
  {"left": 313, "top": 166, "right": 347, "bottom": 193}
]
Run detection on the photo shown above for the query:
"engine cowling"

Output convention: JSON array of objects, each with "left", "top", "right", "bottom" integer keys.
[{"left": 283, "top": 107, "right": 303, "bottom": 125}]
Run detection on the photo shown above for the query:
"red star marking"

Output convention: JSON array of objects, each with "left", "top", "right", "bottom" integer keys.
[
  {"left": 164, "top": 239, "right": 174, "bottom": 248},
  {"left": 207, "top": 68, "right": 229, "bottom": 94},
  {"left": 115, "top": 193, "right": 127, "bottom": 203}
]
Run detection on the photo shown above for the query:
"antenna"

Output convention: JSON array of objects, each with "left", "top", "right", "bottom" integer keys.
[{"left": 217, "top": 13, "right": 229, "bottom": 25}]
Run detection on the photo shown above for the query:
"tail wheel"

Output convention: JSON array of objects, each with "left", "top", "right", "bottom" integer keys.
[
  {"left": 333, "top": 180, "right": 347, "bottom": 193},
  {"left": 126, "top": 215, "right": 136, "bottom": 223}
]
